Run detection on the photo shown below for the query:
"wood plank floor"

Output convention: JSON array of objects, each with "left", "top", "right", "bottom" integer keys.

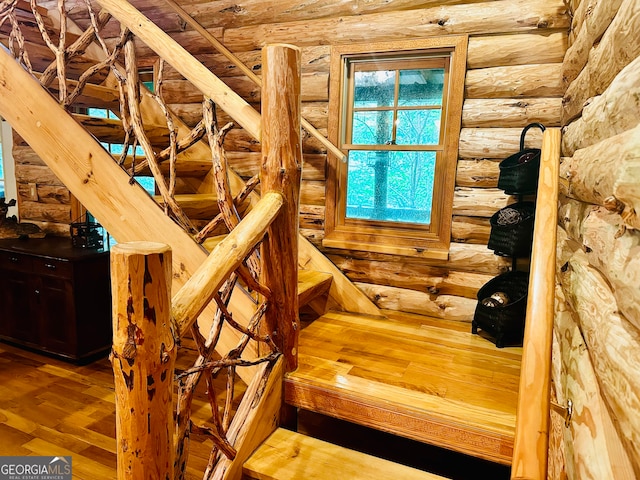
[
  {"left": 0, "top": 309, "right": 521, "bottom": 477},
  {"left": 0, "top": 340, "right": 242, "bottom": 480},
  {"left": 285, "top": 310, "right": 522, "bottom": 464}
]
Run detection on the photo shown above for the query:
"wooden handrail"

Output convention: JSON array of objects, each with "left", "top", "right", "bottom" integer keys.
[
  {"left": 99, "top": 0, "right": 381, "bottom": 320},
  {"left": 95, "top": 0, "right": 262, "bottom": 140},
  {"left": 161, "top": 0, "right": 348, "bottom": 163},
  {"left": 171, "top": 191, "right": 284, "bottom": 338},
  {"left": 510, "top": 128, "right": 561, "bottom": 480}
]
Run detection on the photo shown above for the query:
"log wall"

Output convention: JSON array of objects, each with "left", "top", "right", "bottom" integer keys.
[
  {"left": 552, "top": 0, "right": 640, "bottom": 477},
  {"left": 159, "top": 0, "right": 569, "bottom": 321},
  {"left": 11, "top": 137, "right": 73, "bottom": 235},
  {"left": 15, "top": 1, "right": 569, "bottom": 321}
]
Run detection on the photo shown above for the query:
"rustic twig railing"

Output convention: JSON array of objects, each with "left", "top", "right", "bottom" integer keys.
[
  {"left": 109, "top": 43, "right": 303, "bottom": 480},
  {"left": 510, "top": 128, "right": 561, "bottom": 480},
  {"left": 160, "top": 0, "right": 347, "bottom": 163},
  {"left": 92, "top": 0, "right": 381, "bottom": 320},
  {"left": 111, "top": 193, "right": 285, "bottom": 480},
  {"left": 110, "top": 42, "right": 302, "bottom": 480},
  {"left": 0, "top": 3, "right": 303, "bottom": 479}
]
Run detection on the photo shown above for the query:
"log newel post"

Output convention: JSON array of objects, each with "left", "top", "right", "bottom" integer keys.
[
  {"left": 110, "top": 242, "right": 176, "bottom": 480},
  {"left": 260, "top": 44, "right": 303, "bottom": 372}
]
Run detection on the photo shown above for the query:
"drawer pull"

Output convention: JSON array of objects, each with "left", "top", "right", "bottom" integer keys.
[
  {"left": 45, "top": 263, "right": 57, "bottom": 270},
  {"left": 10, "top": 256, "right": 18, "bottom": 263}
]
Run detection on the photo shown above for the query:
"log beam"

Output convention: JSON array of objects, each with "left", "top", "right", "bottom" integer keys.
[
  {"left": 560, "top": 250, "right": 640, "bottom": 475},
  {"left": 221, "top": 0, "right": 569, "bottom": 51},
  {"left": 467, "top": 32, "right": 567, "bottom": 69},
  {"left": 581, "top": 208, "right": 640, "bottom": 330},
  {"left": 462, "top": 98, "right": 562, "bottom": 128},
  {"left": 562, "top": 0, "right": 624, "bottom": 86},
  {"left": 553, "top": 285, "right": 636, "bottom": 480},
  {"left": 465, "top": 64, "right": 564, "bottom": 99},
  {"left": 563, "top": 0, "right": 640, "bottom": 124}
]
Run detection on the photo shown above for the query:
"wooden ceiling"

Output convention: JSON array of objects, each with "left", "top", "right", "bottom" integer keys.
[{"left": 36, "top": 1, "right": 488, "bottom": 40}]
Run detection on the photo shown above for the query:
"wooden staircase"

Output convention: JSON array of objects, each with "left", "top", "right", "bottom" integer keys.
[
  {"left": 285, "top": 311, "right": 520, "bottom": 465},
  {"left": 243, "top": 428, "right": 450, "bottom": 480},
  {"left": 0, "top": 3, "right": 526, "bottom": 479}
]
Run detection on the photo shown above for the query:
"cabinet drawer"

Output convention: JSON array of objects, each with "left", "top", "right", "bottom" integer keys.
[
  {"left": 0, "top": 251, "right": 33, "bottom": 272},
  {"left": 32, "top": 257, "right": 73, "bottom": 278}
]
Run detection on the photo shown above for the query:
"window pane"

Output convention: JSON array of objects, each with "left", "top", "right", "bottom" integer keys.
[
  {"left": 0, "top": 144, "right": 4, "bottom": 180},
  {"left": 398, "top": 68, "right": 444, "bottom": 106},
  {"left": 351, "top": 110, "right": 394, "bottom": 145},
  {"left": 110, "top": 143, "right": 123, "bottom": 155},
  {"left": 346, "top": 150, "right": 435, "bottom": 224},
  {"left": 143, "top": 81, "right": 155, "bottom": 93},
  {"left": 396, "top": 109, "right": 441, "bottom": 145},
  {"left": 88, "top": 108, "right": 108, "bottom": 118},
  {"left": 136, "top": 176, "right": 155, "bottom": 195},
  {"left": 354, "top": 70, "right": 395, "bottom": 108}
]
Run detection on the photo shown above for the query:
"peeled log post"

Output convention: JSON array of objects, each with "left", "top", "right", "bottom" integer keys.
[
  {"left": 110, "top": 242, "right": 176, "bottom": 480},
  {"left": 260, "top": 44, "right": 303, "bottom": 372}
]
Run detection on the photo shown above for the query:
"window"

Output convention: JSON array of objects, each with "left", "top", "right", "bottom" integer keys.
[
  {"left": 0, "top": 118, "right": 17, "bottom": 216},
  {"left": 85, "top": 107, "right": 155, "bottom": 196},
  {"left": 325, "top": 37, "right": 467, "bottom": 259},
  {"left": 0, "top": 135, "right": 4, "bottom": 198}
]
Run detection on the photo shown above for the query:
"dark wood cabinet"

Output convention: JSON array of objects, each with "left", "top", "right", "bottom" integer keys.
[{"left": 0, "top": 237, "right": 112, "bottom": 363}]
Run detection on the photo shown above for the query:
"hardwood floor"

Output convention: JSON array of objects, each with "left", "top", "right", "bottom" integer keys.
[
  {"left": 286, "top": 310, "right": 522, "bottom": 464},
  {"left": 0, "top": 309, "right": 521, "bottom": 478},
  {"left": 0, "top": 340, "right": 235, "bottom": 480}
]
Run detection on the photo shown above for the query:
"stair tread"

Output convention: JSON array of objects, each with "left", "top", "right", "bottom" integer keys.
[
  {"left": 197, "top": 243, "right": 333, "bottom": 306},
  {"left": 202, "top": 235, "right": 228, "bottom": 252},
  {"left": 154, "top": 193, "right": 219, "bottom": 219},
  {"left": 118, "top": 154, "right": 211, "bottom": 177},
  {"left": 243, "top": 428, "right": 448, "bottom": 480},
  {"left": 285, "top": 310, "right": 522, "bottom": 465},
  {"left": 298, "top": 269, "right": 332, "bottom": 307},
  {"left": 72, "top": 113, "right": 170, "bottom": 146}
]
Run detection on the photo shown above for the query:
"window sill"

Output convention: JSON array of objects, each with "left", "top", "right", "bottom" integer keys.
[{"left": 322, "top": 236, "right": 449, "bottom": 261}]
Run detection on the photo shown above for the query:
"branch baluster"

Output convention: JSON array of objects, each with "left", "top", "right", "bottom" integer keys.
[
  {"left": 2, "top": 5, "right": 301, "bottom": 479},
  {"left": 123, "top": 36, "right": 196, "bottom": 233}
]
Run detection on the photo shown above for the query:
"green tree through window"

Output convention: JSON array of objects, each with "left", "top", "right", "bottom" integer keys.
[
  {"left": 325, "top": 37, "right": 467, "bottom": 257},
  {"left": 345, "top": 60, "right": 445, "bottom": 225}
]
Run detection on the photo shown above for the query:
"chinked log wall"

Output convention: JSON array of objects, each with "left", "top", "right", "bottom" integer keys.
[
  {"left": 154, "top": 0, "right": 570, "bottom": 321},
  {"left": 550, "top": 0, "right": 640, "bottom": 479}
]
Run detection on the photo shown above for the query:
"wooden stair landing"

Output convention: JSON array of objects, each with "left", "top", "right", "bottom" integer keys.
[
  {"left": 244, "top": 428, "right": 449, "bottom": 480},
  {"left": 285, "top": 310, "right": 522, "bottom": 465}
]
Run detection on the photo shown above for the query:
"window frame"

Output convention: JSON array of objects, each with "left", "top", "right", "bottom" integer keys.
[
  {"left": 1, "top": 119, "right": 18, "bottom": 217},
  {"left": 324, "top": 36, "right": 468, "bottom": 259}
]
